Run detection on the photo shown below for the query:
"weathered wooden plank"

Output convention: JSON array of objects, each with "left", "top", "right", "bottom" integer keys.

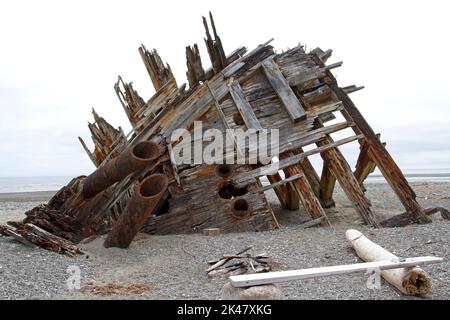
[
  {"left": 229, "top": 80, "right": 262, "bottom": 130},
  {"left": 222, "top": 39, "right": 274, "bottom": 78},
  {"left": 186, "top": 44, "right": 206, "bottom": 87},
  {"left": 229, "top": 256, "right": 443, "bottom": 287},
  {"left": 283, "top": 151, "right": 330, "bottom": 223},
  {"left": 252, "top": 173, "right": 304, "bottom": 194},
  {"left": 265, "top": 173, "right": 296, "bottom": 210},
  {"left": 78, "top": 137, "right": 98, "bottom": 167},
  {"left": 262, "top": 59, "right": 307, "bottom": 122},
  {"left": 287, "top": 62, "right": 342, "bottom": 87},
  {"left": 138, "top": 45, "right": 175, "bottom": 91},
  {"left": 354, "top": 135, "right": 383, "bottom": 191},
  {"left": 342, "top": 85, "right": 365, "bottom": 94},
  {"left": 318, "top": 138, "right": 380, "bottom": 227},
  {"left": 233, "top": 134, "right": 363, "bottom": 188},
  {"left": 310, "top": 52, "right": 431, "bottom": 224}
]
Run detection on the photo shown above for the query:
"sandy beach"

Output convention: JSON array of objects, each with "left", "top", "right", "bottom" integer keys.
[{"left": 0, "top": 182, "right": 448, "bottom": 300}]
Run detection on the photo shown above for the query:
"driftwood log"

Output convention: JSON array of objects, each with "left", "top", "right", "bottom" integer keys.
[{"left": 346, "top": 229, "right": 433, "bottom": 296}]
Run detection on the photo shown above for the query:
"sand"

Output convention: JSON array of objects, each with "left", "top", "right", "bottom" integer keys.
[{"left": 0, "top": 182, "right": 448, "bottom": 300}]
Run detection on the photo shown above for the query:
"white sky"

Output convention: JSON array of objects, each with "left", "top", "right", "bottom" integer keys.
[{"left": 0, "top": 0, "right": 449, "bottom": 177}]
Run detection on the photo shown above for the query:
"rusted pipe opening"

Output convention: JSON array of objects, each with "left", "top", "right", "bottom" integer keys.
[
  {"left": 131, "top": 141, "right": 161, "bottom": 161},
  {"left": 218, "top": 182, "right": 247, "bottom": 199},
  {"left": 139, "top": 174, "right": 168, "bottom": 199},
  {"left": 216, "top": 164, "right": 234, "bottom": 177},
  {"left": 231, "top": 198, "right": 250, "bottom": 218}
]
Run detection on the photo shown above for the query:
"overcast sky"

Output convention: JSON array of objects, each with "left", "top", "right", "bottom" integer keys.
[{"left": 0, "top": 0, "right": 449, "bottom": 177}]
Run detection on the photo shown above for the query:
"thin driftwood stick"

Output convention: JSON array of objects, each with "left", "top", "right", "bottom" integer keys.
[
  {"left": 346, "top": 229, "right": 433, "bottom": 296},
  {"left": 206, "top": 247, "right": 252, "bottom": 272}
]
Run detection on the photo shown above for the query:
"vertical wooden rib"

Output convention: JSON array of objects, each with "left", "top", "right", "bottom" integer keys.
[
  {"left": 319, "top": 159, "right": 337, "bottom": 208},
  {"left": 282, "top": 151, "right": 330, "bottom": 224}
]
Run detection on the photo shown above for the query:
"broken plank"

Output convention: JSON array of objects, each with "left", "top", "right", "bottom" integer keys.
[
  {"left": 262, "top": 58, "right": 307, "bottom": 122},
  {"left": 342, "top": 85, "right": 365, "bottom": 94}
]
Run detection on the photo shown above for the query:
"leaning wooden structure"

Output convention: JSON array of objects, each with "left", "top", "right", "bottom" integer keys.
[{"left": 1, "top": 13, "right": 447, "bottom": 255}]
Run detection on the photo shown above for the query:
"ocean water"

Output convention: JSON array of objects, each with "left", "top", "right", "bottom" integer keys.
[
  {"left": 0, "top": 176, "right": 73, "bottom": 193},
  {"left": 0, "top": 169, "right": 449, "bottom": 194}
]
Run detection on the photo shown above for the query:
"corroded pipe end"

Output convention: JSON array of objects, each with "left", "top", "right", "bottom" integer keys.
[
  {"left": 103, "top": 173, "right": 169, "bottom": 249},
  {"left": 131, "top": 141, "right": 162, "bottom": 163},
  {"left": 138, "top": 173, "right": 169, "bottom": 200},
  {"left": 82, "top": 141, "right": 162, "bottom": 199},
  {"left": 231, "top": 198, "right": 250, "bottom": 218}
]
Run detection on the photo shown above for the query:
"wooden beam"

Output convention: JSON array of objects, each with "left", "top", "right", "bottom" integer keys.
[
  {"left": 78, "top": 137, "right": 98, "bottom": 167},
  {"left": 262, "top": 59, "right": 307, "bottom": 122},
  {"left": 233, "top": 134, "right": 363, "bottom": 188},
  {"left": 354, "top": 135, "right": 384, "bottom": 191},
  {"left": 318, "top": 139, "right": 380, "bottom": 227},
  {"left": 319, "top": 159, "right": 336, "bottom": 208},
  {"left": 229, "top": 80, "right": 263, "bottom": 130},
  {"left": 266, "top": 173, "right": 298, "bottom": 210},
  {"left": 252, "top": 173, "right": 304, "bottom": 194},
  {"left": 283, "top": 151, "right": 330, "bottom": 224},
  {"left": 310, "top": 52, "right": 431, "bottom": 224},
  {"left": 229, "top": 256, "right": 443, "bottom": 287}
]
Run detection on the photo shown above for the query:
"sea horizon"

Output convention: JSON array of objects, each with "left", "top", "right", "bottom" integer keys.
[{"left": 1, "top": 168, "right": 450, "bottom": 194}]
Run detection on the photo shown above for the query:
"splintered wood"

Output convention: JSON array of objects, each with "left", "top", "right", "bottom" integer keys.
[
  {"left": 0, "top": 12, "right": 442, "bottom": 256},
  {"left": 206, "top": 247, "right": 275, "bottom": 277}
]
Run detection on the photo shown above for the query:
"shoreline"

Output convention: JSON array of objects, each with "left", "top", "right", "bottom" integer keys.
[{"left": 2, "top": 177, "right": 450, "bottom": 197}]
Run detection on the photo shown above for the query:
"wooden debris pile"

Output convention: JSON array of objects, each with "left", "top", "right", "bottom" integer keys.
[
  {"left": 0, "top": 13, "right": 446, "bottom": 256},
  {"left": 207, "top": 247, "right": 275, "bottom": 277}
]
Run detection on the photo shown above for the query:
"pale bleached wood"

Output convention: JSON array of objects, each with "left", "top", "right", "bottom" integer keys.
[
  {"left": 346, "top": 229, "right": 436, "bottom": 295},
  {"left": 229, "top": 255, "right": 442, "bottom": 287},
  {"left": 262, "top": 58, "right": 307, "bottom": 122},
  {"left": 229, "top": 80, "right": 262, "bottom": 130},
  {"left": 251, "top": 173, "right": 304, "bottom": 194}
]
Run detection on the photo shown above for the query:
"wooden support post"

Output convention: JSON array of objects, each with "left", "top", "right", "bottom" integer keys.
[
  {"left": 288, "top": 148, "right": 333, "bottom": 209},
  {"left": 310, "top": 53, "right": 431, "bottom": 224},
  {"left": 283, "top": 152, "right": 330, "bottom": 224},
  {"left": 266, "top": 173, "right": 299, "bottom": 210},
  {"left": 319, "top": 159, "right": 336, "bottom": 208},
  {"left": 354, "top": 135, "right": 383, "bottom": 191},
  {"left": 296, "top": 94, "right": 378, "bottom": 226},
  {"left": 318, "top": 139, "right": 380, "bottom": 227}
]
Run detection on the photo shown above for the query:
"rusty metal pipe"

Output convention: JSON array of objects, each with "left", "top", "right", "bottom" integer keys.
[
  {"left": 103, "top": 173, "right": 168, "bottom": 248},
  {"left": 82, "top": 141, "right": 162, "bottom": 199}
]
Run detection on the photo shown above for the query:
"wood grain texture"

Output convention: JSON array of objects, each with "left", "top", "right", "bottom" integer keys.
[{"left": 262, "top": 58, "right": 307, "bottom": 122}]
